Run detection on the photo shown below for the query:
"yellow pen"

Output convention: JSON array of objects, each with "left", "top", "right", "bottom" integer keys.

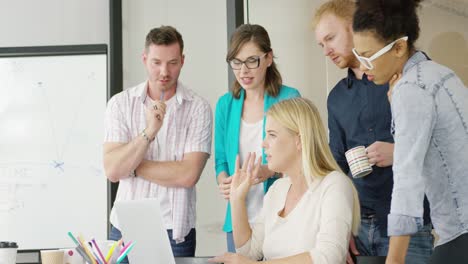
[
  {"left": 77, "top": 235, "right": 97, "bottom": 264},
  {"left": 105, "top": 239, "right": 121, "bottom": 262}
]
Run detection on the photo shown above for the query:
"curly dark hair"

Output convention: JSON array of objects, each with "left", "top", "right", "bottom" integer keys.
[{"left": 353, "top": 0, "right": 423, "bottom": 50}]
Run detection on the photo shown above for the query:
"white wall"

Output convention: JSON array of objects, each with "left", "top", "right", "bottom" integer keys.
[
  {"left": 247, "top": 0, "right": 468, "bottom": 124},
  {"left": 0, "top": 0, "right": 108, "bottom": 47},
  {"left": 247, "top": 0, "right": 346, "bottom": 126},
  {"left": 419, "top": 2, "right": 468, "bottom": 86},
  {"left": 121, "top": 0, "right": 228, "bottom": 256}
]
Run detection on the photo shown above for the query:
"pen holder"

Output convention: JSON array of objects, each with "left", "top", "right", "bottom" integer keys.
[
  {"left": 80, "top": 240, "right": 121, "bottom": 264},
  {"left": 61, "top": 248, "right": 85, "bottom": 264},
  {"left": 101, "top": 240, "right": 122, "bottom": 264}
]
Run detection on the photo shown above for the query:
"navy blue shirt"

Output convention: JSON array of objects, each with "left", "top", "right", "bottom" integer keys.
[{"left": 327, "top": 69, "right": 430, "bottom": 236}]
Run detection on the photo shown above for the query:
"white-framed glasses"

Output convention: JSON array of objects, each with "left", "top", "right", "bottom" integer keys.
[{"left": 352, "top": 36, "right": 408, "bottom": 70}]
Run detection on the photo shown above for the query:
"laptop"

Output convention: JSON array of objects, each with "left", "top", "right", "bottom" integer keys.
[{"left": 114, "top": 199, "right": 176, "bottom": 264}]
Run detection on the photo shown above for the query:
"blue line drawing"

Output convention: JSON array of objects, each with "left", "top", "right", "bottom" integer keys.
[{"left": 52, "top": 160, "right": 65, "bottom": 173}]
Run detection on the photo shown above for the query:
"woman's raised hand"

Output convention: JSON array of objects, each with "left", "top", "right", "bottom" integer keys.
[{"left": 230, "top": 152, "right": 262, "bottom": 202}]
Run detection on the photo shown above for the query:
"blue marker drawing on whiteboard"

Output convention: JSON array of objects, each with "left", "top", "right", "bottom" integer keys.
[{"left": 52, "top": 160, "right": 65, "bottom": 173}]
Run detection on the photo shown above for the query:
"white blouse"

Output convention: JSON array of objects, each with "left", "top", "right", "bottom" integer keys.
[
  {"left": 238, "top": 118, "right": 264, "bottom": 224},
  {"left": 236, "top": 171, "right": 355, "bottom": 264}
]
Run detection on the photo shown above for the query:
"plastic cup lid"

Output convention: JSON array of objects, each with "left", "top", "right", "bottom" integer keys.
[{"left": 0, "top": 241, "right": 18, "bottom": 248}]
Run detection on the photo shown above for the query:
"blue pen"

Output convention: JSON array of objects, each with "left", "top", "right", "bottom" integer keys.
[
  {"left": 116, "top": 242, "right": 136, "bottom": 264},
  {"left": 76, "top": 246, "right": 93, "bottom": 264},
  {"left": 160, "top": 91, "right": 165, "bottom": 102},
  {"left": 92, "top": 251, "right": 103, "bottom": 264}
]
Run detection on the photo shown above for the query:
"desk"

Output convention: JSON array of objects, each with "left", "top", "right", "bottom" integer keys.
[
  {"left": 174, "top": 256, "right": 386, "bottom": 264},
  {"left": 176, "top": 257, "right": 211, "bottom": 264},
  {"left": 356, "top": 256, "right": 386, "bottom": 264},
  {"left": 17, "top": 253, "right": 386, "bottom": 263}
]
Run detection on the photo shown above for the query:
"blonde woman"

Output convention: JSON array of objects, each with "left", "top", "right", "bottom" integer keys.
[{"left": 210, "top": 98, "right": 360, "bottom": 264}]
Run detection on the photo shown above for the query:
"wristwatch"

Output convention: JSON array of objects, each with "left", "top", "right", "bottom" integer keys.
[{"left": 141, "top": 129, "right": 154, "bottom": 143}]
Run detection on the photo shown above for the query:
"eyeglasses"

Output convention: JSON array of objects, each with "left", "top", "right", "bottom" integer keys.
[
  {"left": 228, "top": 53, "right": 268, "bottom": 70},
  {"left": 352, "top": 36, "right": 408, "bottom": 70}
]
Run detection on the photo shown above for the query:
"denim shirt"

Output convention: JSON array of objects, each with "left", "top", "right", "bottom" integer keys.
[
  {"left": 327, "top": 69, "right": 395, "bottom": 236},
  {"left": 388, "top": 51, "right": 468, "bottom": 246}
]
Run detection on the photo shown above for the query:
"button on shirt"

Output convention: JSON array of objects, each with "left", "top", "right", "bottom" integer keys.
[
  {"left": 388, "top": 51, "right": 468, "bottom": 246},
  {"left": 327, "top": 69, "right": 431, "bottom": 236},
  {"left": 104, "top": 81, "right": 212, "bottom": 242}
]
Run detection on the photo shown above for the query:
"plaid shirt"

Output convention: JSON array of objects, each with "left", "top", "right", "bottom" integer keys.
[{"left": 105, "top": 81, "right": 212, "bottom": 242}]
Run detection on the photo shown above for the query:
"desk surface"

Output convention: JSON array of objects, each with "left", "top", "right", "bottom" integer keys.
[
  {"left": 174, "top": 256, "right": 386, "bottom": 264},
  {"left": 175, "top": 257, "right": 211, "bottom": 264},
  {"left": 17, "top": 253, "right": 385, "bottom": 264}
]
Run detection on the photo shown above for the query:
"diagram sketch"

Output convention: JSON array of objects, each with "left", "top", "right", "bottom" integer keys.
[{"left": 0, "top": 47, "right": 108, "bottom": 250}]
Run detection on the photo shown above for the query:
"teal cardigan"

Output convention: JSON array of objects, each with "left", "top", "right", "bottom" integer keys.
[{"left": 214, "top": 85, "right": 301, "bottom": 232}]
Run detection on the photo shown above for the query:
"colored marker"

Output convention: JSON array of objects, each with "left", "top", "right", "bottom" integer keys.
[
  {"left": 77, "top": 236, "right": 97, "bottom": 264},
  {"left": 105, "top": 240, "right": 119, "bottom": 262},
  {"left": 67, "top": 232, "right": 80, "bottom": 247},
  {"left": 91, "top": 239, "right": 107, "bottom": 264},
  {"left": 76, "top": 246, "right": 93, "bottom": 264},
  {"left": 119, "top": 241, "right": 132, "bottom": 255},
  {"left": 116, "top": 242, "right": 135, "bottom": 264},
  {"left": 91, "top": 250, "right": 103, "bottom": 264}
]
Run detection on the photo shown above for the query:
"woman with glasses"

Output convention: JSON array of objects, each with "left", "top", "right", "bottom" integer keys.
[
  {"left": 214, "top": 24, "right": 300, "bottom": 252},
  {"left": 352, "top": 0, "right": 468, "bottom": 263},
  {"left": 210, "top": 98, "right": 360, "bottom": 263}
]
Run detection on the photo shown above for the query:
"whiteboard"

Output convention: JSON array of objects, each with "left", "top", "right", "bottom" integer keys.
[{"left": 0, "top": 45, "right": 108, "bottom": 250}]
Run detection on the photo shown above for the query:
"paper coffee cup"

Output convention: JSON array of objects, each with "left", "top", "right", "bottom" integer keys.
[
  {"left": 41, "top": 249, "right": 64, "bottom": 264},
  {"left": 0, "top": 241, "right": 18, "bottom": 264}
]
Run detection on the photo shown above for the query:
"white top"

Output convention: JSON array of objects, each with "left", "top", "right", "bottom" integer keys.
[
  {"left": 238, "top": 119, "right": 264, "bottom": 224},
  {"left": 104, "top": 81, "right": 212, "bottom": 242},
  {"left": 237, "top": 171, "right": 355, "bottom": 264},
  {"left": 145, "top": 95, "right": 176, "bottom": 228}
]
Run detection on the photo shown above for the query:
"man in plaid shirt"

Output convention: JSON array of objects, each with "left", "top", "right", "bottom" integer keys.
[{"left": 103, "top": 26, "right": 212, "bottom": 258}]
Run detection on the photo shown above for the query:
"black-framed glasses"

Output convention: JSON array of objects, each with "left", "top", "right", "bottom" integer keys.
[{"left": 228, "top": 53, "right": 268, "bottom": 70}]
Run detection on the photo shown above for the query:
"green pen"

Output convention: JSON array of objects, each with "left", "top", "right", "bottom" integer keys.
[{"left": 67, "top": 231, "right": 80, "bottom": 246}]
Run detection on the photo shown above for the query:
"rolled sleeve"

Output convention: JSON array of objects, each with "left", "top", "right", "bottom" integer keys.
[
  {"left": 389, "top": 83, "right": 435, "bottom": 235},
  {"left": 388, "top": 214, "right": 424, "bottom": 236},
  {"left": 104, "top": 95, "right": 130, "bottom": 143},
  {"left": 183, "top": 101, "right": 213, "bottom": 154}
]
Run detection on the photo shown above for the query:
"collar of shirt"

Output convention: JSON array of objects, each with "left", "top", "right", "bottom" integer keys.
[
  {"left": 403, "top": 51, "right": 431, "bottom": 75},
  {"left": 346, "top": 68, "right": 372, "bottom": 89},
  {"left": 129, "top": 80, "right": 194, "bottom": 105}
]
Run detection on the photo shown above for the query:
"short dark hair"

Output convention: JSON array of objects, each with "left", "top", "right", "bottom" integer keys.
[
  {"left": 226, "top": 24, "right": 282, "bottom": 99},
  {"left": 145, "top": 25, "right": 184, "bottom": 54},
  {"left": 353, "top": 0, "right": 423, "bottom": 50}
]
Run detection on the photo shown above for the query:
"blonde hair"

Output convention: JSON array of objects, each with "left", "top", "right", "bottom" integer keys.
[
  {"left": 267, "top": 98, "right": 360, "bottom": 235},
  {"left": 312, "top": 0, "right": 356, "bottom": 28}
]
